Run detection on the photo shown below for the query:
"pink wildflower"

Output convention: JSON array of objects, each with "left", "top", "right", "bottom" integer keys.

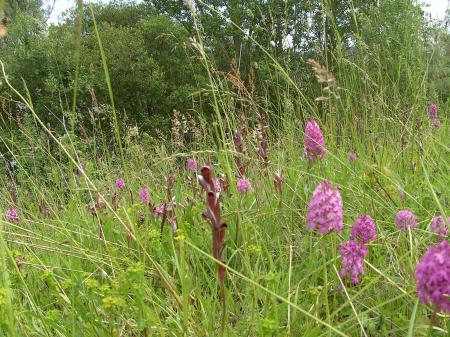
[
  {"left": 139, "top": 187, "right": 150, "bottom": 203},
  {"left": 395, "top": 210, "right": 418, "bottom": 231},
  {"left": 304, "top": 120, "right": 326, "bottom": 162},
  {"left": 306, "top": 180, "right": 343, "bottom": 234},
  {"left": 6, "top": 208, "right": 19, "bottom": 223},
  {"left": 156, "top": 202, "right": 165, "bottom": 219},
  {"left": 348, "top": 151, "right": 357, "bottom": 161},
  {"left": 432, "top": 118, "right": 441, "bottom": 129},
  {"left": 339, "top": 240, "right": 368, "bottom": 284},
  {"left": 351, "top": 215, "right": 377, "bottom": 244},
  {"left": 415, "top": 240, "right": 450, "bottom": 313},
  {"left": 428, "top": 104, "right": 438, "bottom": 117},
  {"left": 186, "top": 158, "right": 198, "bottom": 172},
  {"left": 431, "top": 215, "right": 449, "bottom": 239},
  {"left": 236, "top": 178, "right": 251, "bottom": 193},
  {"left": 214, "top": 179, "right": 221, "bottom": 192},
  {"left": 115, "top": 178, "right": 125, "bottom": 189}
]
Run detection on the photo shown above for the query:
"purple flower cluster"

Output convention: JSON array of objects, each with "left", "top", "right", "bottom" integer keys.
[
  {"left": 428, "top": 104, "right": 438, "bottom": 117},
  {"left": 304, "top": 120, "right": 326, "bottom": 162},
  {"left": 427, "top": 104, "right": 441, "bottom": 129},
  {"left": 396, "top": 210, "right": 418, "bottom": 231},
  {"left": 139, "top": 186, "right": 150, "bottom": 203},
  {"left": 351, "top": 215, "right": 377, "bottom": 244},
  {"left": 339, "top": 240, "right": 368, "bottom": 284},
  {"left": 348, "top": 151, "right": 357, "bottom": 161},
  {"left": 186, "top": 158, "right": 198, "bottom": 172},
  {"left": 115, "top": 178, "right": 125, "bottom": 189},
  {"left": 431, "top": 215, "right": 449, "bottom": 239},
  {"left": 307, "top": 180, "right": 343, "bottom": 234},
  {"left": 156, "top": 202, "right": 165, "bottom": 219},
  {"left": 432, "top": 118, "right": 441, "bottom": 129},
  {"left": 6, "top": 208, "right": 19, "bottom": 223},
  {"left": 236, "top": 178, "right": 251, "bottom": 193},
  {"left": 415, "top": 240, "right": 450, "bottom": 313}
]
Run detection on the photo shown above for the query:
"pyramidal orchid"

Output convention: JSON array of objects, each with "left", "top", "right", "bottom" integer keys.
[
  {"left": 139, "top": 186, "right": 150, "bottom": 203},
  {"left": 339, "top": 240, "right": 368, "bottom": 284},
  {"left": 186, "top": 158, "right": 198, "bottom": 172},
  {"left": 431, "top": 215, "right": 449, "bottom": 239},
  {"left": 306, "top": 180, "right": 343, "bottom": 234},
  {"left": 115, "top": 178, "right": 125, "bottom": 189},
  {"left": 348, "top": 150, "right": 357, "bottom": 161},
  {"left": 6, "top": 208, "right": 19, "bottom": 223},
  {"left": 427, "top": 104, "right": 438, "bottom": 117},
  {"left": 236, "top": 178, "right": 251, "bottom": 193},
  {"left": 304, "top": 120, "right": 326, "bottom": 162},
  {"left": 396, "top": 210, "right": 417, "bottom": 231},
  {"left": 351, "top": 215, "right": 376, "bottom": 244},
  {"left": 415, "top": 240, "right": 450, "bottom": 313}
]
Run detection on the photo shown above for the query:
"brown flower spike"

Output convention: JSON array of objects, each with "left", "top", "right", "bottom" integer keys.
[{"left": 198, "top": 166, "right": 227, "bottom": 283}]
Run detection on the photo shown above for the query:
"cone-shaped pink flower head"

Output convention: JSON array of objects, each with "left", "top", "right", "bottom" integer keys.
[
  {"left": 236, "top": 178, "right": 251, "bottom": 193},
  {"left": 428, "top": 104, "right": 438, "bottom": 117},
  {"left": 339, "top": 240, "right": 368, "bottom": 284},
  {"left": 115, "top": 178, "right": 125, "bottom": 189},
  {"left": 186, "top": 158, "right": 198, "bottom": 172},
  {"left": 156, "top": 202, "right": 165, "bottom": 219},
  {"left": 431, "top": 216, "right": 449, "bottom": 239},
  {"left": 432, "top": 118, "right": 441, "bottom": 129},
  {"left": 351, "top": 215, "right": 376, "bottom": 244},
  {"left": 6, "top": 208, "right": 19, "bottom": 223},
  {"left": 348, "top": 151, "right": 357, "bottom": 161},
  {"left": 396, "top": 210, "right": 418, "bottom": 231},
  {"left": 307, "top": 180, "right": 343, "bottom": 234},
  {"left": 415, "top": 240, "right": 450, "bottom": 313},
  {"left": 139, "top": 186, "right": 150, "bottom": 203},
  {"left": 304, "top": 120, "right": 326, "bottom": 162}
]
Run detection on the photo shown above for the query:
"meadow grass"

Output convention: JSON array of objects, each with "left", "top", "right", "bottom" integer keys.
[{"left": 0, "top": 2, "right": 449, "bottom": 336}]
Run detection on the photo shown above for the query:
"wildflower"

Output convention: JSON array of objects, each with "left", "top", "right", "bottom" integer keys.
[
  {"left": 428, "top": 104, "right": 438, "bottom": 117},
  {"left": 115, "top": 178, "right": 125, "bottom": 189},
  {"left": 6, "top": 208, "right": 19, "bottom": 223},
  {"left": 351, "top": 215, "right": 376, "bottom": 244},
  {"left": 415, "top": 240, "right": 450, "bottom": 313},
  {"left": 348, "top": 151, "right": 357, "bottom": 161},
  {"left": 155, "top": 202, "right": 165, "bottom": 219},
  {"left": 214, "top": 179, "right": 221, "bottom": 192},
  {"left": 186, "top": 158, "right": 197, "bottom": 172},
  {"left": 139, "top": 187, "right": 150, "bottom": 203},
  {"left": 431, "top": 215, "right": 449, "bottom": 239},
  {"left": 306, "top": 180, "right": 343, "bottom": 234},
  {"left": 432, "top": 118, "right": 441, "bottom": 129},
  {"left": 395, "top": 210, "right": 418, "bottom": 231},
  {"left": 304, "top": 120, "right": 327, "bottom": 162},
  {"left": 339, "top": 240, "right": 368, "bottom": 284},
  {"left": 236, "top": 178, "right": 251, "bottom": 193}
]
